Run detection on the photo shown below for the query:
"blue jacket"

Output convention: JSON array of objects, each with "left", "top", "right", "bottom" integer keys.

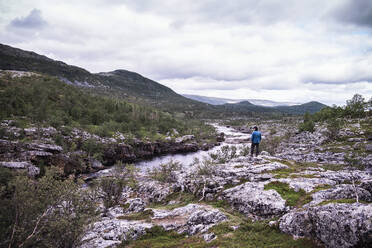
[{"left": 251, "top": 131, "right": 261, "bottom": 144}]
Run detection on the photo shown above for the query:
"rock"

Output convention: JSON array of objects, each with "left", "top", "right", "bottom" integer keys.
[
  {"left": 260, "top": 151, "right": 270, "bottom": 156},
  {"left": 125, "top": 198, "right": 146, "bottom": 213},
  {"left": 137, "top": 180, "right": 173, "bottom": 203},
  {"left": 175, "top": 135, "right": 195, "bottom": 144},
  {"left": 203, "top": 233, "right": 217, "bottom": 242},
  {"left": 152, "top": 204, "right": 227, "bottom": 235},
  {"left": 184, "top": 209, "right": 227, "bottom": 235},
  {"left": 365, "top": 144, "right": 372, "bottom": 152},
  {"left": 276, "top": 177, "right": 336, "bottom": 193},
  {"left": 216, "top": 132, "right": 225, "bottom": 142},
  {"left": 279, "top": 203, "right": 372, "bottom": 248},
  {"left": 360, "top": 180, "right": 372, "bottom": 195},
  {"left": 29, "top": 143, "right": 63, "bottom": 153},
  {"left": 307, "top": 184, "right": 372, "bottom": 206},
  {"left": 0, "top": 161, "right": 40, "bottom": 176},
  {"left": 347, "top": 137, "right": 364, "bottom": 142},
  {"left": 90, "top": 159, "right": 104, "bottom": 169},
  {"left": 80, "top": 218, "right": 153, "bottom": 248},
  {"left": 223, "top": 182, "right": 288, "bottom": 218}
]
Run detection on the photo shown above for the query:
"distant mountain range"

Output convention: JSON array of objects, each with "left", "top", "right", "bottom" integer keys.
[
  {"left": 182, "top": 94, "right": 299, "bottom": 107},
  {"left": 0, "top": 43, "right": 327, "bottom": 116}
]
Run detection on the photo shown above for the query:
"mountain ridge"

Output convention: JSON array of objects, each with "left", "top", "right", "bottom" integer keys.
[
  {"left": 182, "top": 94, "right": 300, "bottom": 107},
  {"left": 0, "top": 43, "right": 326, "bottom": 116}
]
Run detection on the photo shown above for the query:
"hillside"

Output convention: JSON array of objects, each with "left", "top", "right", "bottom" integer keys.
[
  {"left": 274, "top": 101, "right": 328, "bottom": 115},
  {"left": 0, "top": 43, "right": 325, "bottom": 116},
  {"left": 0, "top": 43, "right": 214, "bottom": 115}
]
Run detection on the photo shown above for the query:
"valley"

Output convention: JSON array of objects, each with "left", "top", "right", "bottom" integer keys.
[{"left": 0, "top": 43, "right": 371, "bottom": 248}]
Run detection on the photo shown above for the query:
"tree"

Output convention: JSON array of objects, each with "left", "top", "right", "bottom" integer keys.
[
  {"left": 345, "top": 94, "right": 366, "bottom": 118},
  {"left": 4, "top": 168, "right": 97, "bottom": 248}
]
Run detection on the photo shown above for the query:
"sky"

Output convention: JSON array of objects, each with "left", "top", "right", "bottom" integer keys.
[{"left": 0, "top": 0, "right": 371, "bottom": 105}]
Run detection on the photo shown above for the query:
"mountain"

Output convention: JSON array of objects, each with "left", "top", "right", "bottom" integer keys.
[
  {"left": 274, "top": 101, "right": 328, "bottom": 115},
  {"left": 182, "top": 94, "right": 299, "bottom": 107},
  {"left": 0, "top": 43, "right": 214, "bottom": 115},
  {"left": 0, "top": 43, "right": 325, "bottom": 116},
  {"left": 184, "top": 94, "right": 326, "bottom": 115}
]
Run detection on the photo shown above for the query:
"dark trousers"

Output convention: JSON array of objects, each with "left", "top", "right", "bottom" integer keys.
[{"left": 251, "top": 143, "right": 259, "bottom": 156}]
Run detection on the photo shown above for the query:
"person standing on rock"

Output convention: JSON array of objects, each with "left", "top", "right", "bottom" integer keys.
[{"left": 250, "top": 126, "right": 261, "bottom": 157}]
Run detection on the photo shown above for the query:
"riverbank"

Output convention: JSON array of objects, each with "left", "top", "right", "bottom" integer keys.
[
  {"left": 81, "top": 118, "right": 372, "bottom": 247},
  {"left": 0, "top": 120, "right": 222, "bottom": 178}
]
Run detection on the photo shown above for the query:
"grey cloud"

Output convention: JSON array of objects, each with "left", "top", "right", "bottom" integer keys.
[
  {"left": 332, "top": 0, "right": 372, "bottom": 27},
  {"left": 9, "top": 9, "right": 47, "bottom": 29}
]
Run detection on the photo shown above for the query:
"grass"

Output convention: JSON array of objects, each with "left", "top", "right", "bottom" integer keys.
[
  {"left": 264, "top": 181, "right": 312, "bottom": 207},
  {"left": 148, "top": 191, "right": 197, "bottom": 210},
  {"left": 318, "top": 198, "right": 369, "bottom": 206},
  {"left": 121, "top": 220, "right": 320, "bottom": 248},
  {"left": 117, "top": 209, "right": 154, "bottom": 221}
]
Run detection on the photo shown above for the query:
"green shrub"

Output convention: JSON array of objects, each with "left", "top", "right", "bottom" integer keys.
[
  {"left": 299, "top": 120, "right": 315, "bottom": 133},
  {"left": 1, "top": 167, "right": 97, "bottom": 247},
  {"left": 149, "top": 160, "right": 181, "bottom": 183},
  {"left": 209, "top": 145, "right": 238, "bottom": 163}
]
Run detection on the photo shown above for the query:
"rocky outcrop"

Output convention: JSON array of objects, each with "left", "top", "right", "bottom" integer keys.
[
  {"left": 80, "top": 217, "right": 153, "bottom": 248},
  {"left": 152, "top": 204, "right": 227, "bottom": 234},
  {"left": 222, "top": 182, "right": 288, "bottom": 218},
  {"left": 0, "top": 161, "right": 40, "bottom": 176},
  {"left": 279, "top": 203, "right": 372, "bottom": 248},
  {"left": 307, "top": 184, "right": 372, "bottom": 206}
]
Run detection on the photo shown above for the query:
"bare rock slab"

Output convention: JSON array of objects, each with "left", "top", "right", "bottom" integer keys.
[{"left": 279, "top": 203, "right": 372, "bottom": 248}]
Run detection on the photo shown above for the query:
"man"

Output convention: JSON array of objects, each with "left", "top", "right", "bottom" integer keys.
[{"left": 250, "top": 126, "right": 261, "bottom": 157}]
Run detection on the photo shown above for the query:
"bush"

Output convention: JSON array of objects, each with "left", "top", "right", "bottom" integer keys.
[
  {"left": 209, "top": 145, "right": 238, "bottom": 163},
  {"left": 260, "top": 136, "right": 283, "bottom": 155},
  {"left": 299, "top": 120, "right": 315, "bottom": 133},
  {"left": 325, "top": 118, "right": 344, "bottom": 140},
  {"left": 149, "top": 160, "right": 181, "bottom": 183},
  {"left": 1, "top": 167, "right": 97, "bottom": 247},
  {"left": 192, "top": 157, "right": 218, "bottom": 176},
  {"left": 98, "top": 162, "right": 138, "bottom": 210}
]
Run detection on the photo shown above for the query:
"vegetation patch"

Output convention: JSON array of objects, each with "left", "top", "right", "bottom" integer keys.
[
  {"left": 122, "top": 220, "right": 319, "bottom": 248},
  {"left": 318, "top": 198, "right": 369, "bottom": 206},
  {"left": 264, "top": 182, "right": 312, "bottom": 207},
  {"left": 148, "top": 160, "right": 181, "bottom": 183},
  {"left": 118, "top": 209, "right": 154, "bottom": 221}
]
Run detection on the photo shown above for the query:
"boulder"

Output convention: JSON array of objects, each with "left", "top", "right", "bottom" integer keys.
[
  {"left": 307, "top": 184, "right": 372, "bottom": 206},
  {"left": 279, "top": 203, "right": 372, "bottom": 248},
  {"left": 0, "top": 161, "right": 40, "bottom": 177},
  {"left": 80, "top": 218, "right": 153, "bottom": 248},
  {"left": 125, "top": 198, "right": 146, "bottom": 213},
  {"left": 222, "top": 182, "right": 288, "bottom": 218}
]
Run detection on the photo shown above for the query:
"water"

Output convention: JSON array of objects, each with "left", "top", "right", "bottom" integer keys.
[
  {"left": 85, "top": 124, "right": 251, "bottom": 180},
  {"left": 135, "top": 124, "right": 251, "bottom": 171}
]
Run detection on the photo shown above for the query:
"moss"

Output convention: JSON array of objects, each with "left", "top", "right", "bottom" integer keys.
[
  {"left": 117, "top": 209, "right": 154, "bottom": 221},
  {"left": 121, "top": 203, "right": 130, "bottom": 211},
  {"left": 264, "top": 182, "right": 312, "bottom": 207},
  {"left": 311, "top": 184, "right": 332, "bottom": 193},
  {"left": 123, "top": 220, "right": 319, "bottom": 248},
  {"left": 318, "top": 198, "right": 369, "bottom": 206}
]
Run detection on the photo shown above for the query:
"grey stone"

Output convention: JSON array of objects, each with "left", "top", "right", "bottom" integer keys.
[
  {"left": 223, "top": 182, "right": 288, "bottom": 218},
  {"left": 279, "top": 203, "right": 372, "bottom": 248}
]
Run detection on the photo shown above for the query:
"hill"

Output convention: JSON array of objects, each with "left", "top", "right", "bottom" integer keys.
[
  {"left": 0, "top": 43, "right": 326, "bottom": 117},
  {"left": 0, "top": 43, "right": 214, "bottom": 116},
  {"left": 182, "top": 94, "right": 299, "bottom": 106},
  {"left": 274, "top": 101, "right": 328, "bottom": 115}
]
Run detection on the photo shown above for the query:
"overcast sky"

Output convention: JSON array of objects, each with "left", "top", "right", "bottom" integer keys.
[{"left": 1, "top": 0, "right": 371, "bottom": 105}]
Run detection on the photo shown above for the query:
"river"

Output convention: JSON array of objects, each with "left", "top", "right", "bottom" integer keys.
[{"left": 85, "top": 124, "right": 251, "bottom": 180}]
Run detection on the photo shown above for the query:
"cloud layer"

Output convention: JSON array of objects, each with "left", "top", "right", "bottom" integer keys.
[{"left": 0, "top": 0, "right": 371, "bottom": 105}]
